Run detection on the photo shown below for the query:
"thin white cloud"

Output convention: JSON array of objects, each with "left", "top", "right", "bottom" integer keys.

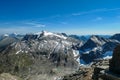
[
  {"left": 92, "top": 17, "right": 103, "bottom": 21},
  {"left": 0, "top": 25, "right": 45, "bottom": 34},
  {"left": 72, "top": 8, "right": 120, "bottom": 16},
  {"left": 0, "top": 21, "right": 46, "bottom": 28},
  {"left": 0, "top": 27, "right": 28, "bottom": 34},
  {"left": 0, "top": 21, "right": 46, "bottom": 34},
  {"left": 25, "top": 22, "right": 46, "bottom": 28}
]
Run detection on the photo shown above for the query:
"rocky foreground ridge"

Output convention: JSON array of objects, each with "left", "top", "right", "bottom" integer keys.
[{"left": 62, "top": 44, "right": 120, "bottom": 80}]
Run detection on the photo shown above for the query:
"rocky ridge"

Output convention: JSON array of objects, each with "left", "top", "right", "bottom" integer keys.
[
  {"left": 0, "top": 31, "right": 82, "bottom": 79},
  {"left": 0, "top": 32, "right": 120, "bottom": 80}
]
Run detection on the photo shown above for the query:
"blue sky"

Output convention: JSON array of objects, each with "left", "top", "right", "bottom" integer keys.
[{"left": 0, "top": 0, "right": 120, "bottom": 35}]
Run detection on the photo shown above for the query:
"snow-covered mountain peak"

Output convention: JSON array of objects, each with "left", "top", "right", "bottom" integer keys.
[
  {"left": 42, "top": 31, "right": 54, "bottom": 36},
  {"left": 3, "top": 34, "right": 9, "bottom": 37},
  {"left": 9, "top": 33, "right": 18, "bottom": 37},
  {"left": 40, "top": 31, "right": 67, "bottom": 39}
]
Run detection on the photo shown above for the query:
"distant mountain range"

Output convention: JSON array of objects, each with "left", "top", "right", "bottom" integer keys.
[
  {"left": 0, "top": 32, "right": 119, "bottom": 64},
  {"left": 79, "top": 35, "right": 120, "bottom": 64},
  {"left": 0, "top": 31, "right": 120, "bottom": 79}
]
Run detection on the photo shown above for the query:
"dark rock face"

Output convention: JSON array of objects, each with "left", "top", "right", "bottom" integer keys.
[
  {"left": 80, "top": 35, "right": 106, "bottom": 51},
  {"left": 22, "top": 34, "right": 38, "bottom": 41},
  {"left": 109, "top": 44, "right": 120, "bottom": 74},
  {"left": 110, "top": 33, "right": 120, "bottom": 42},
  {"left": 102, "top": 41, "right": 120, "bottom": 53},
  {"left": 79, "top": 35, "right": 108, "bottom": 64},
  {"left": 81, "top": 50, "right": 102, "bottom": 64},
  {"left": 79, "top": 34, "right": 120, "bottom": 64}
]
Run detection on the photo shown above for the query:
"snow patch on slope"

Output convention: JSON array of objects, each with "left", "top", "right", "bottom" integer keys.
[
  {"left": 42, "top": 31, "right": 67, "bottom": 39},
  {"left": 91, "top": 36, "right": 106, "bottom": 45},
  {"left": 3, "top": 34, "right": 9, "bottom": 37},
  {"left": 72, "top": 49, "right": 80, "bottom": 64},
  {"left": 72, "top": 49, "right": 79, "bottom": 57},
  {"left": 80, "top": 47, "right": 102, "bottom": 54},
  {"left": 16, "top": 50, "right": 22, "bottom": 54},
  {"left": 103, "top": 51, "right": 113, "bottom": 59}
]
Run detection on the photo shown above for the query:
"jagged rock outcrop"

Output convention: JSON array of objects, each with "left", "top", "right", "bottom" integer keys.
[
  {"left": 102, "top": 40, "right": 120, "bottom": 53},
  {"left": 62, "top": 67, "right": 93, "bottom": 80},
  {"left": 92, "top": 45, "right": 120, "bottom": 80},
  {"left": 109, "top": 44, "right": 120, "bottom": 74}
]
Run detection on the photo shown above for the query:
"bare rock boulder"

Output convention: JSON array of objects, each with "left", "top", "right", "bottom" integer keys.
[{"left": 109, "top": 44, "right": 120, "bottom": 74}]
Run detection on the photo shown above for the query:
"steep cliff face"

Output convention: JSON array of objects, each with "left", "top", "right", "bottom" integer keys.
[{"left": 109, "top": 44, "right": 120, "bottom": 74}]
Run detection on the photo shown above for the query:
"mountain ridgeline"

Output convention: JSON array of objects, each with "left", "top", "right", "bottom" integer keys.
[{"left": 0, "top": 31, "right": 120, "bottom": 79}]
